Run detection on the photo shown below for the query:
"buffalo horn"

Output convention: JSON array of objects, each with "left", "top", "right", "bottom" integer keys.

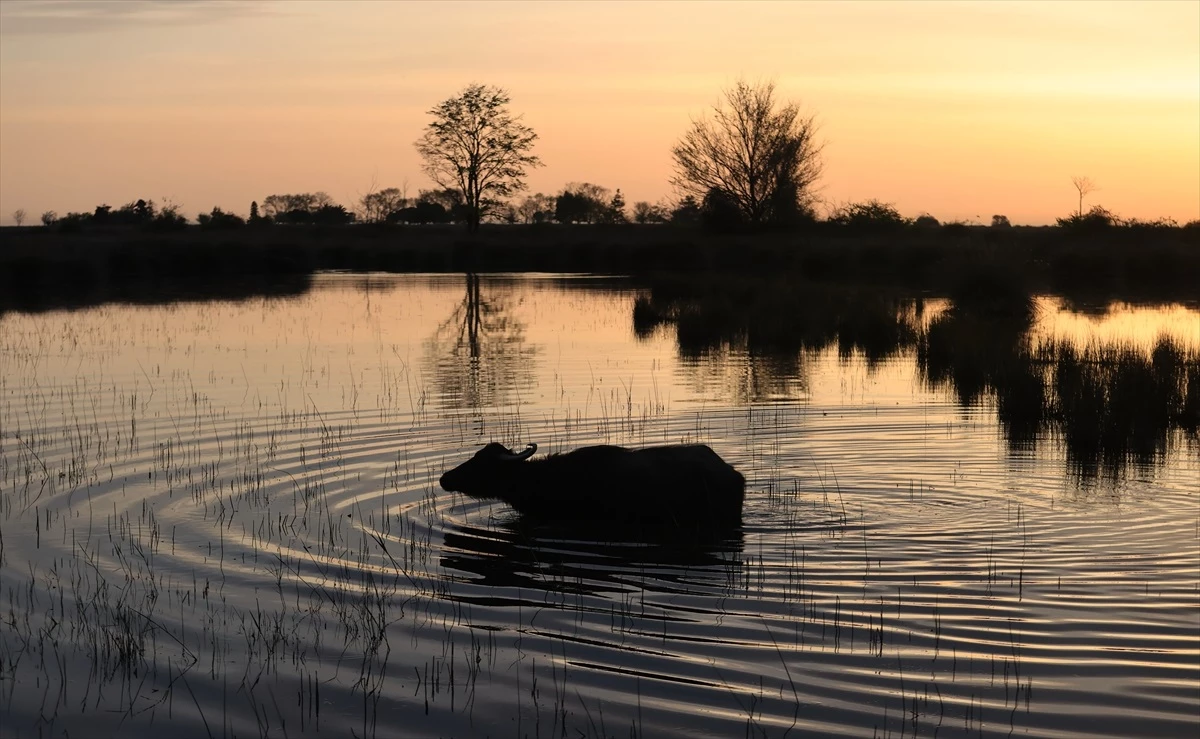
[{"left": 501, "top": 443, "right": 537, "bottom": 461}]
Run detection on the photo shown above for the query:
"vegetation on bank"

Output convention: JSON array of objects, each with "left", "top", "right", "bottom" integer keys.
[{"left": 1, "top": 219, "right": 1198, "bottom": 316}]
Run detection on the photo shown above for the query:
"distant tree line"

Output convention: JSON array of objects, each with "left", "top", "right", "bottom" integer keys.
[
  {"left": 25, "top": 191, "right": 1197, "bottom": 235},
  {"left": 36, "top": 199, "right": 189, "bottom": 232},
  {"left": 14, "top": 82, "right": 1196, "bottom": 234},
  {"left": 25, "top": 187, "right": 1197, "bottom": 236}
]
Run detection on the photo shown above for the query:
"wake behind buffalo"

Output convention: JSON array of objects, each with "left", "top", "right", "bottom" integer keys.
[{"left": 439, "top": 443, "right": 746, "bottom": 530}]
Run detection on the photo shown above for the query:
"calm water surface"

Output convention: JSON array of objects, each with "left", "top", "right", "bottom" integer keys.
[{"left": 1, "top": 273, "right": 1197, "bottom": 738}]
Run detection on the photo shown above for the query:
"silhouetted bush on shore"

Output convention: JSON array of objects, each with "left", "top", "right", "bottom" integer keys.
[{"left": 2, "top": 222, "right": 1198, "bottom": 315}]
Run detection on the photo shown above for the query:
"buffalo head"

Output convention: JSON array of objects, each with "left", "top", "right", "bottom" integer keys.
[{"left": 439, "top": 442, "right": 537, "bottom": 497}]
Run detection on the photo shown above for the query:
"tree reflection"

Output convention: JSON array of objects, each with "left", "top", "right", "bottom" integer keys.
[
  {"left": 636, "top": 279, "right": 918, "bottom": 403},
  {"left": 424, "top": 273, "right": 538, "bottom": 411},
  {"left": 634, "top": 276, "right": 1199, "bottom": 481}
]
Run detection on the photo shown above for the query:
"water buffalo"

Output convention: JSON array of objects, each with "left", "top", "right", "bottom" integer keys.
[{"left": 439, "top": 442, "right": 745, "bottom": 527}]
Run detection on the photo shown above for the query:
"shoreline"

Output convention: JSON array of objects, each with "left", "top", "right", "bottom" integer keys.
[{"left": 3, "top": 223, "right": 1197, "bottom": 314}]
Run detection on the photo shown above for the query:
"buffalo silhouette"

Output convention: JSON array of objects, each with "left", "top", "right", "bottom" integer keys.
[{"left": 439, "top": 442, "right": 745, "bottom": 527}]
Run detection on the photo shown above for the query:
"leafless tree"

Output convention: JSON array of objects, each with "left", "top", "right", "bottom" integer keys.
[
  {"left": 261, "top": 192, "right": 333, "bottom": 219},
  {"left": 1071, "top": 176, "right": 1097, "bottom": 218},
  {"left": 632, "top": 201, "right": 669, "bottom": 224},
  {"left": 40, "top": 210, "right": 57, "bottom": 226},
  {"left": 563, "top": 182, "right": 609, "bottom": 204},
  {"left": 516, "top": 193, "right": 555, "bottom": 224},
  {"left": 359, "top": 186, "right": 408, "bottom": 223},
  {"left": 415, "top": 84, "right": 542, "bottom": 233},
  {"left": 672, "top": 80, "right": 822, "bottom": 225},
  {"left": 12, "top": 209, "right": 26, "bottom": 226}
]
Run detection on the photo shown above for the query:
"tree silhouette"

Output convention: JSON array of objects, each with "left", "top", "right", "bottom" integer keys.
[
  {"left": 415, "top": 84, "right": 542, "bottom": 233},
  {"left": 12, "top": 209, "right": 26, "bottom": 226},
  {"left": 1071, "top": 176, "right": 1097, "bottom": 218},
  {"left": 516, "top": 193, "right": 555, "bottom": 224},
  {"left": 555, "top": 183, "right": 611, "bottom": 224},
  {"left": 358, "top": 186, "right": 408, "bottom": 224},
  {"left": 261, "top": 193, "right": 333, "bottom": 221},
  {"left": 632, "top": 201, "right": 669, "bottom": 224},
  {"left": 670, "top": 196, "right": 702, "bottom": 224},
  {"left": 606, "top": 189, "right": 627, "bottom": 223},
  {"left": 197, "top": 207, "right": 245, "bottom": 229},
  {"left": 673, "top": 80, "right": 822, "bottom": 226}
]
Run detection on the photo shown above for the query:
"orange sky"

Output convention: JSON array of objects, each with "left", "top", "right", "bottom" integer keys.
[{"left": 1, "top": 0, "right": 1196, "bottom": 225}]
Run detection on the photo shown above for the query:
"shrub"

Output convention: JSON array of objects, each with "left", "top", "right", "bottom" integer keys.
[
  {"left": 1056, "top": 205, "right": 1117, "bottom": 230},
  {"left": 197, "top": 207, "right": 246, "bottom": 230},
  {"left": 827, "top": 200, "right": 910, "bottom": 231},
  {"left": 151, "top": 203, "right": 188, "bottom": 231}
]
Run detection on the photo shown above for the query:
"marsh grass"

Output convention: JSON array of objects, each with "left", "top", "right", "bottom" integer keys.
[{"left": 0, "top": 275, "right": 1196, "bottom": 738}]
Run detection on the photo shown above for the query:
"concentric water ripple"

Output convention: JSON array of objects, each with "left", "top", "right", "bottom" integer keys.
[{"left": 1, "top": 275, "right": 1197, "bottom": 738}]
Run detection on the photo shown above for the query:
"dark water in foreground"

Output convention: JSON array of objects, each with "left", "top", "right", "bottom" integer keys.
[{"left": 1, "top": 273, "right": 1197, "bottom": 738}]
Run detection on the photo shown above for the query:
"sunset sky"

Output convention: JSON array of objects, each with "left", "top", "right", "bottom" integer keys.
[{"left": 1, "top": 0, "right": 1196, "bottom": 225}]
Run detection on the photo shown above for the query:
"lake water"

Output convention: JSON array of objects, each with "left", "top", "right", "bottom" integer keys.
[{"left": 1, "top": 273, "right": 1197, "bottom": 738}]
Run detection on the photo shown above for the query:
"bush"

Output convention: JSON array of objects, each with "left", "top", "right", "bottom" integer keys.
[
  {"left": 151, "top": 204, "right": 188, "bottom": 231},
  {"left": 197, "top": 207, "right": 246, "bottom": 230},
  {"left": 57, "top": 212, "right": 91, "bottom": 233},
  {"left": 827, "top": 200, "right": 910, "bottom": 231},
  {"left": 632, "top": 201, "right": 670, "bottom": 224},
  {"left": 1120, "top": 216, "right": 1177, "bottom": 231},
  {"left": 1056, "top": 206, "right": 1117, "bottom": 230}
]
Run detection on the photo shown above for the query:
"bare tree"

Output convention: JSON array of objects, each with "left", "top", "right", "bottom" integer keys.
[
  {"left": 12, "top": 209, "right": 26, "bottom": 226},
  {"left": 1071, "top": 176, "right": 1097, "bottom": 218},
  {"left": 672, "top": 80, "right": 822, "bottom": 225},
  {"left": 359, "top": 187, "right": 408, "bottom": 224},
  {"left": 632, "top": 201, "right": 669, "bottom": 224},
  {"left": 40, "top": 210, "right": 57, "bottom": 226},
  {"left": 415, "top": 84, "right": 542, "bottom": 233},
  {"left": 261, "top": 192, "right": 334, "bottom": 220},
  {"left": 516, "top": 193, "right": 555, "bottom": 224}
]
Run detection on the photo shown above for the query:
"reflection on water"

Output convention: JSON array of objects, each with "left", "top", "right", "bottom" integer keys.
[
  {"left": 0, "top": 272, "right": 313, "bottom": 315},
  {"left": 441, "top": 515, "right": 745, "bottom": 599},
  {"left": 636, "top": 277, "right": 1199, "bottom": 480},
  {"left": 424, "top": 273, "right": 539, "bottom": 411},
  {"left": 0, "top": 273, "right": 1197, "bottom": 739}
]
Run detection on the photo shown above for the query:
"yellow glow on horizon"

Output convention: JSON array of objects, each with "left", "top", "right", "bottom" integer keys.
[{"left": 1, "top": 0, "right": 1196, "bottom": 225}]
